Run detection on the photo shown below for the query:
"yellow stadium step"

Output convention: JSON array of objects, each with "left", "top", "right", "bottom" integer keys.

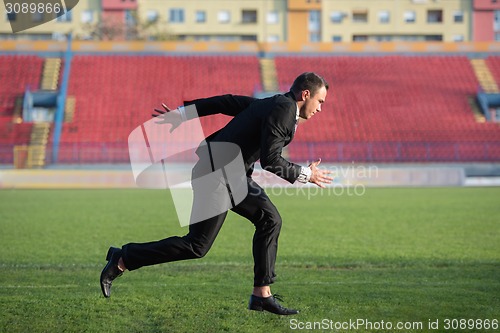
[
  {"left": 41, "top": 58, "right": 61, "bottom": 91},
  {"left": 470, "top": 59, "right": 499, "bottom": 94},
  {"left": 12, "top": 96, "right": 23, "bottom": 124},
  {"left": 26, "top": 122, "right": 50, "bottom": 168},
  {"left": 64, "top": 96, "right": 76, "bottom": 122},
  {"left": 259, "top": 58, "right": 279, "bottom": 92}
]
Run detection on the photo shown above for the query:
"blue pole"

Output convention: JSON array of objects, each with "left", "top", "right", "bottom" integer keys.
[{"left": 52, "top": 32, "right": 73, "bottom": 163}]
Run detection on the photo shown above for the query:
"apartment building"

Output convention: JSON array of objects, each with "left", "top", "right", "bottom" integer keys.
[
  {"left": 474, "top": 0, "right": 500, "bottom": 40},
  {"left": 138, "top": 0, "right": 472, "bottom": 42}
]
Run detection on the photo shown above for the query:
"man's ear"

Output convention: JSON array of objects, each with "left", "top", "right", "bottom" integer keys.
[{"left": 301, "top": 90, "right": 310, "bottom": 101}]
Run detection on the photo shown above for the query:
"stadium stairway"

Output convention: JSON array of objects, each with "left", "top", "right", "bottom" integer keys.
[
  {"left": 467, "top": 59, "right": 492, "bottom": 123},
  {"left": 40, "top": 58, "right": 61, "bottom": 91},
  {"left": 470, "top": 59, "right": 499, "bottom": 94},
  {"left": 259, "top": 58, "right": 279, "bottom": 92},
  {"left": 26, "top": 122, "right": 50, "bottom": 168},
  {"left": 485, "top": 56, "right": 500, "bottom": 84},
  {"left": 64, "top": 96, "right": 76, "bottom": 123},
  {"left": 24, "top": 57, "right": 63, "bottom": 168}
]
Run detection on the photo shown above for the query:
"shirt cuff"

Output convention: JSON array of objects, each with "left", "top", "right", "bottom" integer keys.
[
  {"left": 178, "top": 106, "right": 187, "bottom": 122},
  {"left": 296, "top": 166, "right": 312, "bottom": 184}
]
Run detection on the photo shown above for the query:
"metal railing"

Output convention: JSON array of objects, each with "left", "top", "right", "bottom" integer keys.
[{"left": 2, "top": 141, "right": 500, "bottom": 167}]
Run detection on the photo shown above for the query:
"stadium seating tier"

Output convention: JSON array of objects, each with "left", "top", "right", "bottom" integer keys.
[
  {"left": 275, "top": 55, "right": 500, "bottom": 162},
  {"left": 1, "top": 54, "right": 500, "bottom": 164},
  {"left": 0, "top": 55, "right": 43, "bottom": 163}
]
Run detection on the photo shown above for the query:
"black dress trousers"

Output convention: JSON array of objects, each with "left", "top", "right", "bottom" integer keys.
[{"left": 121, "top": 176, "right": 282, "bottom": 287}]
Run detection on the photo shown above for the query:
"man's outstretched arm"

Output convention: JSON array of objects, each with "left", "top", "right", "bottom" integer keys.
[
  {"left": 153, "top": 94, "right": 255, "bottom": 132},
  {"left": 184, "top": 94, "right": 256, "bottom": 118}
]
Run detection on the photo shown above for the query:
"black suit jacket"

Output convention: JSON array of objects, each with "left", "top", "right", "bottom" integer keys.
[{"left": 184, "top": 93, "right": 302, "bottom": 184}]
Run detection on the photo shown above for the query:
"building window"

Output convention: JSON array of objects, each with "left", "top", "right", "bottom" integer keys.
[
  {"left": 401, "top": 35, "right": 418, "bottom": 41},
  {"left": 375, "top": 35, "right": 392, "bottom": 41},
  {"left": 52, "top": 32, "right": 66, "bottom": 41},
  {"left": 242, "top": 10, "right": 257, "bottom": 23},
  {"left": 267, "top": 34, "right": 280, "bottom": 42},
  {"left": 194, "top": 35, "right": 210, "bottom": 41},
  {"left": 404, "top": 11, "right": 416, "bottom": 23},
  {"left": 241, "top": 35, "right": 257, "bottom": 41},
  {"left": 146, "top": 10, "right": 158, "bottom": 23},
  {"left": 425, "top": 35, "right": 443, "bottom": 41},
  {"left": 495, "top": 10, "right": 500, "bottom": 31},
  {"left": 56, "top": 10, "right": 72, "bottom": 22},
  {"left": 378, "top": 10, "right": 390, "bottom": 24},
  {"left": 81, "top": 10, "right": 93, "bottom": 23},
  {"left": 332, "top": 35, "right": 342, "bottom": 42},
  {"left": 453, "top": 10, "right": 463, "bottom": 23},
  {"left": 125, "top": 10, "right": 135, "bottom": 25},
  {"left": 352, "top": 10, "right": 368, "bottom": 23},
  {"left": 427, "top": 9, "right": 443, "bottom": 23},
  {"left": 452, "top": 34, "right": 464, "bottom": 42},
  {"left": 310, "top": 32, "right": 321, "bottom": 42},
  {"left": 496, "top": 32, "right": 500, "bottom": 41},
  {"left": 330, "top": 11, "right": 343, "bottom": 23},
  {"left": 169, "top": 8, "right": 184, "bottom": 23},
  {"left": 195, "top": 10, "right": 206, "bottom": 23},
  {"left": 353, "top": 35, "right": 368, "bottom": 42},
  {"left": 267, "top": 11, "right": 278, "bottom": 24},
  {"left": 309, "top": 10, "right": 321, "bottom": 42},
  {"left": 309, "top": 10, "right": 320, "bottom": 31},
  {"left": 215, "top": 35, "right": 237, "bottom": 41},
  {"left": 218, "top": 10, "right": 230, "bottom": 23}
]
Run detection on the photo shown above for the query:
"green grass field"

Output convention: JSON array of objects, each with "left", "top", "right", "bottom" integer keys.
[{"left": 1, "top": 187, "right": 499, "bottom": 333}]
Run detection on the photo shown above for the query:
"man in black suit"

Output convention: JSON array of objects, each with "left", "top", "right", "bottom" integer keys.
[{"left": 101, "top": 72, "right": 333, "bottom": 315}]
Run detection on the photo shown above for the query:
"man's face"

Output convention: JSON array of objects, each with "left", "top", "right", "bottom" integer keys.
[{"left": 299, "top": 86, "right": 327, "bottom": 120}]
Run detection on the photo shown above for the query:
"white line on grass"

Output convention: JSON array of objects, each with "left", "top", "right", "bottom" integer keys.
[{"left": 0, "top": 284, "right": 78, "bottom": 289}]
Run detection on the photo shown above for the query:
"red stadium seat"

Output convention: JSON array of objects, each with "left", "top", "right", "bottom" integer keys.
[{"left": 3, "top": 54, "right": 500, "bottom": 164}]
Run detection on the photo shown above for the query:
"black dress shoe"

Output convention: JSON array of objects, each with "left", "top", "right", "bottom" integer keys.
[
  {"left": 248, "top": 294, "right": 299, "bottom": 315},
  {"left": 100, "top": 247, "right": 123, "bottom": 298}
]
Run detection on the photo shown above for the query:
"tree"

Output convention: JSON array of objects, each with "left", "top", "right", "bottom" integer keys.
[{"left": 79, "top": 10, "right": 176, "bottom": 41}]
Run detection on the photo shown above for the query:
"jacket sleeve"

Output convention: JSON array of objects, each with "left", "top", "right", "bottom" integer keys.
[
  {"left": 259, "top": 103, "right": 302, "bottom": 184},
  {"left": 183, "top": 94, "right": 256, "bottom": 119}
]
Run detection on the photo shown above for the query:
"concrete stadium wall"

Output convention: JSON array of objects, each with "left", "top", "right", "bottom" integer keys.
[{"left": 1, "top": 40, "right": 500, "bottom": 55}]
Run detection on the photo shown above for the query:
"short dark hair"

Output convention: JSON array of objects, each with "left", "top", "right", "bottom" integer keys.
[{"left": 290, "top": 72, "right": 329, "bottom": 97}]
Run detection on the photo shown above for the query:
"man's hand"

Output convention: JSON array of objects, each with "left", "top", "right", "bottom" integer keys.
[
  {"left": 152, "top": 103, "right": 182, "bottom": 133},
  {"left": 309, "top": 158, "right": 334, "bottom": 188}
]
